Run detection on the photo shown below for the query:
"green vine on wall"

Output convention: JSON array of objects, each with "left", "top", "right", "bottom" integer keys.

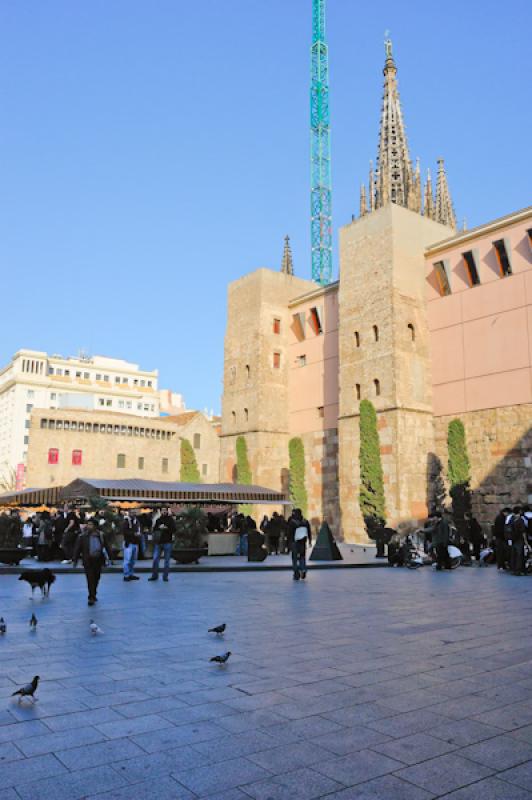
[
  {"left": 447, "top": 418, "right": 472, "bottom": 531},
  {"left": 288, "top": 437, "right": 308, "bottom": 517},
  {"left": 358, "top": 399, "right": 386, "bottom": 536},
  {"left": 236, "top": 436, "right": 253, "bottom": 514},
  {"left": 180, "top": 438, "right": 201, "bottom": 483}
]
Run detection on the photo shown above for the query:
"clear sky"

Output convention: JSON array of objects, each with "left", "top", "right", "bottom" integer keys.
[{"left": 0, "top": 0, "right": 530, "bottom": 413}]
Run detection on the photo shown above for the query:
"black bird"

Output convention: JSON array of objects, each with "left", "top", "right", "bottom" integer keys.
[
  {"left": 29, "top": 613, "right": 38, "bottom": 630},
  {"left": 0, "top": 617, "right": 6, "bottom": 634},
  {"left": 11, "top": 676, "right": 40, "bottom": 703},
  {"left": 208, "top": 624, "right": 226, "bottom": 635},
  {"left": 210, "top": 651, "right": 231, "bottom": 665}
]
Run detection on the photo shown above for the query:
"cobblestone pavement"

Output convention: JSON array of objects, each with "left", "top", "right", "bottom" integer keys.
[{"left": 1, "top": 566, "right": 532, "bottom": 799}]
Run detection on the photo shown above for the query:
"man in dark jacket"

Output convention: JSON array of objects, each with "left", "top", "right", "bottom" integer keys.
[
  {"left": 432, "top": 511, "right": 451, "bottom": 570},
  {"left": 493, "top": 507, "right": 510, "bottom": 570},
  {"left": 149, "top": 508, "right": 176, "bottom": 582},
  {"left": 510, "top": 507, "right": 527, "bottom": 576},
  {"left": 288, "top": 509, "right": 312, "bottom": 580},
  {"left": 122, "top": 514, "right": 141, "bottom": 582},
  {"left": 73, "top": 519, "right": 110, "bottom": 606}
]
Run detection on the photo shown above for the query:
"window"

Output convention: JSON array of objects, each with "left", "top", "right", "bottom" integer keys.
[
  {"left": 463, "top": 250, "right": 480, "bottom": 286},
  {"left": 434, "top": 260, "right": 452, "bottom": 296},
  {"left": 26, "top": 404, "right": 33, "bottom": 413},
  {"left": 118, "top": 400, "right": 124, "bottom": 409},
  {"left": 355, "top": 331, "right": 360, "bottom": 348},
  {"left": 162, "top": 458, "right": 168, "bottom": 474},
  {"left": 140, "top": 380, "right": 145, "bottom": 387},
  {"left": 24, "top": 436, "right": 29, "bottom": 445},
  {"left": 138, "top": 457, "right": 144, "bottom": 470},
  {"left": 245, "top": 365, "right": 250, "bottom": 380},
  {"left": 297, "top": 355, "right": 307, "bottom": 367},
  {"left": 202, "top": 463, "right": 208, "bottom": 476},
  {"left": 24, "top": 420, "right": 30, "bottom": 429},
  {"left": 98, "top": 399, "right": 105, "bottom": 406},
  {"left": 231, "top": 411, "right": 236, "bottom": 425},
  {"left": 244, "top": 408, "right": 249, "bottom": 421},
  {"left": 96, "top": 374, "right": 102, "bottom": 381},
  {"left": 374, "top": 379, "right": 381, "bottom": 397},
  {"left": 72, "top": 450, "right": 82, "bottom": 466},
  {"left": 147, "top": 380, "right": 152, "bottom": 387},
  {"left": 123, "top": 377, "right": 128, "bottom": 384},
  {"left": 356, "top": 384, "right": 361, "bottom": 400},
  {"left": 103, "top": 375, "right": 109, "bottom": 382},
  {"left": 273, "top": 317, "right": 281, "bottom": 334},
  {"left": 493, "top": 239, "right": 512, "bottom": 276},
  {"left": 309, "top": 306, "right": 323, "bottom": 335},
  {"left": 273, "top": 352, "right": 281, "bottom": 369},
  {"left": 407, "top": 323, "right": 415, "bottom": 342},
  {"left": 84, "top": 372, "right": 90, "bottom": 380},
  {"left": 373, "top": 325, "right": 379, "bottom": 342},
  {"left": 193, "top": 433, "right": 201, "bottom": 449},
  {"left": 48, "top": 448, "right": 59, "bottom": 465},
  {"left": 48, "top": 367, "right": 54, "bottom": 375},
  {"left": 117, "top": 453, "right": 126, "bottom": 468},
  {"left": 292, "top": 312, "right": 306, "bottom": 341},
  {"left": 317, "top": 406, "right": 324, "bottom": 418},
  {"left": 48, "top": 420, "right": 55, "bottom": 430},
  {"left": 115, "top": 376, "right": 120, "bottom": 383},
  {"left": 40, "top": 419, "right": 48, "bottom": 429},
  {"left": 106, "top": 399, "right": 112, "bottom": 407},
  {"left": 27, "top": 390, "right": 34, "bottom": 399},
  {"left": 50, "top": 393, "right": 56, "bottom": 401},
  {"left": 75, "top": 371, "right": 81, "bottom": 378},
  {"left": 126, "top": 401, "right": 132, "bottom": 409}
]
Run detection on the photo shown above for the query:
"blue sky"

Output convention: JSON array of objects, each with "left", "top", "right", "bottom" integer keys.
[{"left": 0, "top": 0, "right": 529, "bottom": 412}]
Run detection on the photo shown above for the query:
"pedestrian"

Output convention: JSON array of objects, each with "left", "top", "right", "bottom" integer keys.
[
  {"left": 22, "top": 515, "right": 36, "bottom": 556},
  {"left": 72, "top": 519, "right": 110, "bottom": 606},
  {"left": 510, "top": 507, "right": 527, "bottom": 576},
  {"left": 493, "top": 507, "right": 510, "bottom": 570},
  {"left": 122, "top": 513, "right": 141, "bottom": 582},
  {"left": 148, "top": 507, "right": 176, "bottom": 582},
  {"left": 467, "top": 513, "right": 483, "bottom": 561},
  {"left": 268, "top": 512, "right": 281, "bottom": 555},
  {"left": 288, "top": 508, "right": 312, "bottom": 580},
  {"left": 432, "top": 511, "right": 451, "bottom": 570},
  {"left": 60, "top": 510, "right": 80, "bottom": 564}
]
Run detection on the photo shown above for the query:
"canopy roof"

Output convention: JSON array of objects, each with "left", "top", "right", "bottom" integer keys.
[{"left": 0, "top": 478, "right": 289, "bottom": 508}]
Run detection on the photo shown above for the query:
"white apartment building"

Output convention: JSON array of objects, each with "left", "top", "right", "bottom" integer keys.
[{"left": 0, "top": 350, "right": 160, "bottom": 488}]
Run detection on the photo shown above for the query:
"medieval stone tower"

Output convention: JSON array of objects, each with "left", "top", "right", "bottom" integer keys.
[{"left": 339, "top": 41, "right": 455, "bottom": 538}]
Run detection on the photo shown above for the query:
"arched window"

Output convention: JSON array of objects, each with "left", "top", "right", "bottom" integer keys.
[
  {"left": 245, "top": 364, "right": 250, "bottom": 380},
  {"left": 231, "top": 411, "right": 236, "bottom": 425},
  {"left": 373, "top": 325, "right": 379, "bottom": 342},
  {"left": 244, "top": 408, "right": 249, "bottom": 421},
  {"left": 356, "top": 384, "right": 361, "bottom": 400},
  {"left": 408, "top": 323, "right": 415, "bottom": 342},
  {"left": 374, "top": 379, "right": 381, "bottom": 397},
  {"left": 355, "top": 331, "right": 360, "bottom": 348}
]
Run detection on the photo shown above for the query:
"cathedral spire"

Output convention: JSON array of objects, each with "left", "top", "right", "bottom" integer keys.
[
  {"left": 434, "top": 158, "right": 456, "bottom": 229},
  {"left": 281, "top": 235, "right": 294, "bottom": 275},
  {"left": 423, "top": 168, "right": 434, "bottom": 220},
  {"left": 373, "top": 37, "right": 413, "bottom": 211}
]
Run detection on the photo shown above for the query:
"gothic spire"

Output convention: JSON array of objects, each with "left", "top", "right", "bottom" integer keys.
[
  {"left": 360, "top": 184, "right": 368, "bottom": 217},
  {"left": 423, "top": 168, "right": 434, "bottom": 220},
  {"left": 434, "top": 158, "right": 456, "bottom": 229},
  {"left": 281, "top": 235, "right": 294, "bottom": 275},
  {"left": 373, "top": 37, "right": 413, "bottom": 211}
]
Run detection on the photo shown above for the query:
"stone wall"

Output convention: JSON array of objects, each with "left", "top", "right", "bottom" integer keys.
[
  {"left": 434, "top": 404, "right": 532, "bottom": 527},
  {"left": 299, "top": 428, "right": 340, "bottom": 536}
]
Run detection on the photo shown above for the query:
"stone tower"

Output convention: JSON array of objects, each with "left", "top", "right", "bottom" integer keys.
[{"left": 220, "top": 267, "right": 314, "bottom": 496}]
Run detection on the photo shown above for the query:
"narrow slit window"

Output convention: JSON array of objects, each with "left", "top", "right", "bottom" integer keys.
[
  {"left": 244, "top": 408, "right": 249, "bottom": 421},
  {"left": 273, "top": 317, "right": 281, "bottom": 335},
  {"left": 373, "top": 325, "right": 379, "bottom": 342},
  {"left": 463, "top": 250, "right": 480, "bottom": 286},
  {"left": 231, "top": 411, "right": 236, "bottom": 425},
  {"left": 245, "top": 364, "right": 250, "bottom": 380},
  {"left": 309, "top": 306, "right": 323, "bottom": 335},
  {"left": 356, "top": 384, "right": 361, "bottom": 400},
  {"left": 355, "top": 331, "right": 360, "bottom": 348},
  {"left": 408, "top": 323, "right": 415, "bottom": 342},
  {"left": 273, "top": 352, "right": 281, "bottom": 369},
  {"left": 297, "top": 354, "right": 307, "bottom": 367},
  {"left": 493, "top": 239, "right": 512, "bottom": 276},
  {"left": 317, "top": 406, "right": 324, "bottom": 418},
  {"left": 374, "top": 379, "right": 381, "bottom": 397},
  {"left": 434, "top": 260, "right": 452, "bottom": 296}
]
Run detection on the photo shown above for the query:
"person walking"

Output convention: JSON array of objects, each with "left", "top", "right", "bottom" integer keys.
[
  {"left": 467, "top": 513, "right": 483, "bottom": 561},
  {"left": 432, "top": 511, "right": 451, "bottom": 570},
  {"left": 510, "top": 507, "right": 527, "bottom": 576},
  {"left": 288, "top": 509, "right": 312, "bottom": 580},
  {"left": 22, "top": 515, "right": 36, "bottom": 557},
  {"left": 122, "top": 513, "right": 141, "bottom": 582},
  {"left": 61, "top": 511, "right": 80, "bottom": 564},
  {"left": 493, "top": 507, "right": 510, "bottom": 570},
  {"left": 148, "top": 508, "right": 176, "bottom": 582},
  {"left": 73, "top": 519, "right": 109, "bottom": 606}
]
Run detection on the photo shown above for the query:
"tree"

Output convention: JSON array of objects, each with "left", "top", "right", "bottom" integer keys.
[
  {"left": 358, "top": 399, "right": 386, "bottom": 536},
  {"left": 447, "top": 419, "right": 472, "bottom": 532},
  {"left": 236, "top": 436, "right": 252, "bottom": 514},
  {"left": 180, "top": 438, "right": 201, "bottom": 483},
  {"left": 288, "top": 437, "right": 308, "bottom": 517}
]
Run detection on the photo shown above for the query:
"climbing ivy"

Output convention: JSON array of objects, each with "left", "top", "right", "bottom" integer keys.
[
  {"left": 288, "top": 437, "right": 308, "bottom": 517},
  {"left": 358, "top": 399, "right": 386, "bottom": 536},
  {"left": 180, "top": 438, "right": 201, "bottom": 483}
]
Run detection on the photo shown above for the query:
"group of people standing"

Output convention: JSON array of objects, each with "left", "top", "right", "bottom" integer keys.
[{"left": 492, "top": 505, "right": 532, "bottom": 575}]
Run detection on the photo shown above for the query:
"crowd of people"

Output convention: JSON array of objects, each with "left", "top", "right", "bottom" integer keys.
[{"left": 389, "top": 505, "right": 532, "bottom": 575}]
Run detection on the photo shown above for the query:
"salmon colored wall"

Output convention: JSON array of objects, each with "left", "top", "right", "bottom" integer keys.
[
  {"left": 426, "top": 214, "right": 532, "bottom": 416},
  {"left": 287, "top": 288, "right": 339, "bottom": 435}
]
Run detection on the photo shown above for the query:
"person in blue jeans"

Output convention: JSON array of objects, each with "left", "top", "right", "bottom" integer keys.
[
  {"left": 122, "top": 514, "right": 141, "bottom": 582},
  {"left": 288, "top": 509, "right": 312, "bottom": 580},
  {"left": 149, "top": 508, "right": 176, "bottom": 582}
]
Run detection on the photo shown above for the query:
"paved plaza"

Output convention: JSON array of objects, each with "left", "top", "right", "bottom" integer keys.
[{"left": 1, "top": 566, "right": 532, "bottom": 799}]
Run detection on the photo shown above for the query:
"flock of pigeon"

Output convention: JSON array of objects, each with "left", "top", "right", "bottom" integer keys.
[{"left": 2, "top": 615, "right": 232, "bottom": 705}]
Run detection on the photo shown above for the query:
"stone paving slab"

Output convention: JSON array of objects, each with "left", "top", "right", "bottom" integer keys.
[{"left": 0, "top": 566, "right": 532, "bottom": 799}]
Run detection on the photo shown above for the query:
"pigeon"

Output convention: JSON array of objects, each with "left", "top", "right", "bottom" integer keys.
[
  {"left": 210, "top": 651, "right": 231, "bottom": 665},
  {"left": 11, "top": 675, "right": 40, "bottom": 703},
  {"left": 29, "top": 613, "right": 38, "bottom": 630},
  {"left": 89, "top": 620, "right": 103, "bottom": 635},
  {"left": 208, "top": 624, "right": 226, "bottom": 635},
  {"left": 0, "top": 617, "right": 6, "bottom": 634}
]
